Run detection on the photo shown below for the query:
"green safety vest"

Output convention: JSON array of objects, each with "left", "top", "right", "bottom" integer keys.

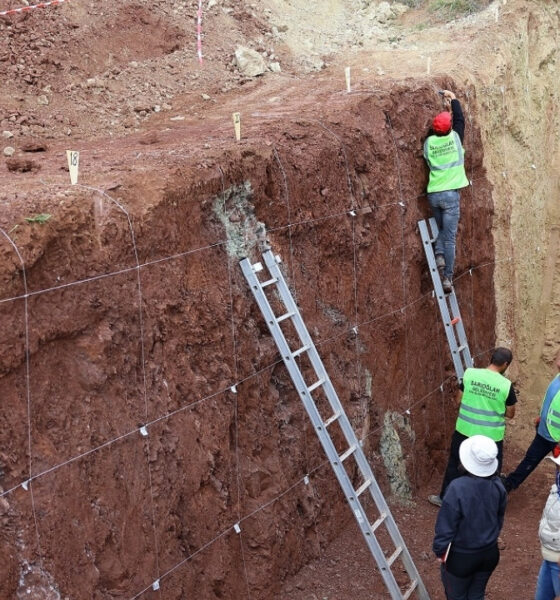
[
  {"left": 423, "top": 130, "right": 470, "bottom": 194},
  {"left": 546, "top": 383, "right": 560, "bottom": 440},
  {"left": 455, "top": 367, "right": 511, "bottom": 441}
]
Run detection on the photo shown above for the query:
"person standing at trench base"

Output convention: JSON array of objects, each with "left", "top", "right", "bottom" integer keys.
[
  {"left": 423, "top": 89, "right": 470, "bottom": 294},
  {"left": 433, "top": 435, "right": 507, "bottom": 600},
  {"left": 428, "top": 347, "right": 517, "bottom": 507},
  {"left": 534, "top": 451, "right": 560, "bottom": 600},
  {"left": 503, "top": 348, "right": 560, "bottom": 493}
]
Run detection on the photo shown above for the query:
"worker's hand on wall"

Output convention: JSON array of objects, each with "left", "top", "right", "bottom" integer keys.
[{"left": 441, "top": 89, "right": 455, "bottom": 110}]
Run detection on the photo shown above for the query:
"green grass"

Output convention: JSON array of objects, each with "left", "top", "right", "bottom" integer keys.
[
  {"left": 25, "top": 213, "right": 52, "bottom": 224},
  {"left": 429, "top": 0, "right": 484, "bottom": 18}
]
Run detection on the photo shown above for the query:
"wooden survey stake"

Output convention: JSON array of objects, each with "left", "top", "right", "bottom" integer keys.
[
  {"left": 66, "top": 150, "right": 79, "bottom": 185},
  {"left": 232, "top": 112, "right": 241, "bottom": 141}
]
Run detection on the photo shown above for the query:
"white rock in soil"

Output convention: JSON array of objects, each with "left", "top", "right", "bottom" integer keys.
[
  {"left": 269, "top": 62, "right": 281, "bottom": 73},
  {"left": 3, "top": 146, "right": 15, "bottom": 156},
  {"left": 37, "top": 95, "right": 49, "bottom": 105},
  {"left": 2, "top": 131, "right": 14, "bottom": 139},
  {"left": 234, "top": 46, "right": 267, "bottom": 77},
  {"left": 375, "top": 1, "right": 395, "bottom": 23}
]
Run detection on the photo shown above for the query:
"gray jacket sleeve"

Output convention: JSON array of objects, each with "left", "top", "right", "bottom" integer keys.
[{"left": 539, "top": 485, "right": 560, "bottom": 552}]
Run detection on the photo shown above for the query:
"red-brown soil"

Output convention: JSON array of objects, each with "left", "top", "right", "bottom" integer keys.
[{"left": 0, "top": 0, "right": 550, "bottom": 599}]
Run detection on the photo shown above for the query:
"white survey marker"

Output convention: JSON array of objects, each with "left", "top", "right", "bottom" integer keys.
[
  {"left": 66, "top": 150, "right": 79, "bottom": 185},
  {"left": 232, "top": 112, "right": 241, "bottom": 141},
  {"left": 345, "top": 66, "right": 351, "bottom": 93}
]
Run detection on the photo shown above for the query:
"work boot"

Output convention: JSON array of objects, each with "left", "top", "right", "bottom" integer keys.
[
  {"left": 435, "top": 254, "right": 445, "bottom": 272},
  {"left": 428, "top": 494, "right": 443, "bottom": 507},
  {"left": 442, "top": 277, "right": 453, "bottom": 294}
]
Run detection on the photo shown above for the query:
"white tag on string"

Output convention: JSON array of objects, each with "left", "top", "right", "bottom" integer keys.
[
  {"left": 66, "top": 150, "right": 79, "bottom": 185},
  {"left": 232, "top": 112, "right": 241, "bottom": 141}
]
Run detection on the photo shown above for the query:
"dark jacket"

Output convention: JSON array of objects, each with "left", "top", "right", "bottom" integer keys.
[{"left": 433, "top": 474, "right": 507, "bottom": 556}]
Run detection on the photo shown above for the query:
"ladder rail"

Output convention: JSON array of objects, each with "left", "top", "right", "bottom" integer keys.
[
  {"left": 447, "top": 292, "right": 473, "bottom": 367},
  {"left": 263, "top": 249, "right": 429, "bottom": 593},
  {"left": 241, "top": 252, "right": 431, "bottom": 600},
  {"left": 418, "top": 219, "right": 473, "bottom": 379}
]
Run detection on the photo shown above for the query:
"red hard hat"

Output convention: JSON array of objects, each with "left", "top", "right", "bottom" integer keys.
[{"left": 432, "top": 111, "right": 452, "bottom": 134}]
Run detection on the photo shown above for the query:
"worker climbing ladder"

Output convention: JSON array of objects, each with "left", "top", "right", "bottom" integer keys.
[
  {"left": 418, "top": 218, "right": 473, "bottom": 380},
  {"left": 240, "top": 250, "right": 430, "bottom": 600}
]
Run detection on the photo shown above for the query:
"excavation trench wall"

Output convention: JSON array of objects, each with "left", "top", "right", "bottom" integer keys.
[{"left": 0, "top": 82, "right": 495, "bottom": 599}]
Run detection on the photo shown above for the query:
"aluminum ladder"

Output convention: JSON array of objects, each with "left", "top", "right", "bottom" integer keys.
[
  {"left": 240, "top": 250, "right": 430, "bottom": 600},
  {"left": 418, "top": 218, "right": 473, "bottom": 380}
]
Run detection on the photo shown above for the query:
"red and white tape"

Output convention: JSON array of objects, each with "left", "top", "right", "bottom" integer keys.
[
  {"left": 0, "top": 0, "right": 66, "bottom": 16},
  {"left": 196, "top": 0, "right": 203, "bottom": 63}
]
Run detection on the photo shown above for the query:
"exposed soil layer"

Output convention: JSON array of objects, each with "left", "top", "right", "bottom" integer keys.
[
  {"left": 0, "top": 74, "right": 495, "bottom": 599},
  {"left": 1, "top": 0, "right": 559, "bottom": 599}
]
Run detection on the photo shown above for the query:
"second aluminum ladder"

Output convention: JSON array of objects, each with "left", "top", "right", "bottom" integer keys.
[
  {"left": 240, "top": 249, "right": 430, "bottom": 600},
  {"left": 418, "top": 218, "right": 473, "bottom": 379}
]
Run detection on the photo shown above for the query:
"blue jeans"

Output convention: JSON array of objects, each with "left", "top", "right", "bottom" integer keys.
[
  {"left": 535, "top": 560, "right": 560, "bottom": 599},
  {"left": 504, "top": 433, "right": 556, "bottom": 491},
  {"left": 428, "top": 190, "right": 460, "bottom": 279}
]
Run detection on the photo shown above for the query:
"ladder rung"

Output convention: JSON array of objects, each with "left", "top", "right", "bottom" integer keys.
[
  {"left": 260, "top": 277, "right": 278, "bottom": 288},
  {"left": 339, "top": 445, "right": 356, "bottom": 463},
  {"left": 370, "top": 512, "right": 387, "bottom": 533},
  {"left": 456, "top": 344, "right": 467, "bottom": 353},
  {"left": 323, "top": 412, "right": 341, "bottom": 428},
  {"left": 276, "top": 311, "right": 295, "bottom": 323},
  {"left": 355, "top": 479, "right": 371, "bottom": 497},
  {"left": 402, "top": 580, "right": 418, "bottom": 600},
  {"left": 307, "top": 378, "right": 325, "bottom": 393},
  {"left": 387, "top": 546, "right": 402, "bottom": 567},
  {"left": 292, "top": 345, "right": 310, "bottom": 358}
]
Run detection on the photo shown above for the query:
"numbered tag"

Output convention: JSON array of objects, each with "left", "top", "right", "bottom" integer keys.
[
  {"left": 66, "top": 150, "right": 79, "bottom": 185},
  {"left": 232, "top": 112, "right": 241, "bottom": 142},
  {"left": 345, "top": 66, "right": 351, "bottom": 93}
]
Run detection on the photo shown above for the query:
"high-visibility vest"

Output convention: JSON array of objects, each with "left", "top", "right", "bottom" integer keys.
[
  {"left": 455, "top": 367, "right": 511, "bottom": 441},
  {"left": 423, "top": 130, "right": 470, "bottom": 193},
  {"left": 545, "top": 379, "right": 560, "bottom": 440}
]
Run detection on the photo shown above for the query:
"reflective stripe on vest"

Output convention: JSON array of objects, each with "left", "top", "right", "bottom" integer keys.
[
  {"left": 547, "top": 393, "right": 560, "bottom": 440},
  {"left": 424, "top": 131, "right": 465, "bottom": 170},
  {"left": 423, "top": 130, "right": 469, "bottom": 193},
  {"left": 455, "top": 367, "right": 511, "bottom": 441}
]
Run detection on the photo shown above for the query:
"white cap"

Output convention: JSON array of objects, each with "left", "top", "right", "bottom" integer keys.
[{"left": 459, "top": 435, "right": 499, "bottom": 477}]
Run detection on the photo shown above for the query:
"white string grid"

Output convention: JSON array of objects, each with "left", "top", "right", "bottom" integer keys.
[
  {"left": 0, "top": 227, "right": 44, "bottom": 572},
  {"left": 0, "top": 181, "right": 513, "bottom": 500},
  {"left": 0, "top": 211, "right": 508, "bottom": 597},
  {"left": 0, "top": 84, "right": 525, "bottom": 598},
  {"left": 217, "top": 165, "right": 253, "bottom": 598}
]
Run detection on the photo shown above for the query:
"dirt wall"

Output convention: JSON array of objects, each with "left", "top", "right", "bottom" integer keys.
[{"left": 0, "top": 81, "right": 495, "bottom": 599}]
